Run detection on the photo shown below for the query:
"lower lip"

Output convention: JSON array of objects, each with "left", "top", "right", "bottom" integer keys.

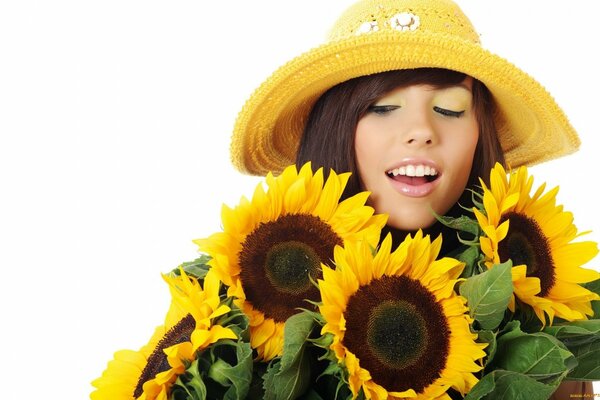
[{"left": 387, "top": 176, "right": 439, "bottom": 197}]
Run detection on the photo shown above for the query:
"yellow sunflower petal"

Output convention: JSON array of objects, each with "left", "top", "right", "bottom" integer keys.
[
  {"left": 319, "top": 233, "right": 485, "bottom": 399},
  {"left": 473, "top": 208, "right": 490, "bottom": 231},
  {"left": 196, "top": 162, "right": 386, "bottom": 361},
  {"left": 500, "top": 192, "right": 519, "bottom": 214},
  {"left": 93, "top": 266, "right": 237, "bottom": 400},
  {"left": 476, "top": 163, "right": 600, "bottom": 325}
]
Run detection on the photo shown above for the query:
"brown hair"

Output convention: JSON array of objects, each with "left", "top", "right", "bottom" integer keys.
[{"left": 296, "top": 68, "right": 505, "bottom": 200}]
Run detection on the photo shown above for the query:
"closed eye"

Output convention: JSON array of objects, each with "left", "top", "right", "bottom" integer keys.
[
  {"left": 367, "top": 105, "right": 400, "bottom": 115},
  {"left": 433, "top": 106, "right": 464, "bottom": 118}
]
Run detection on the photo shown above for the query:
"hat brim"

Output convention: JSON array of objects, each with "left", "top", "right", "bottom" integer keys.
[{"left": 232, "top": 31, "right": 580, "bottom": 175}]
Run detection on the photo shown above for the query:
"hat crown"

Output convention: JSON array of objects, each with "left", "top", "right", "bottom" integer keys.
[{"left": 328, "top": 0, "right": 480, "bottom": 44}]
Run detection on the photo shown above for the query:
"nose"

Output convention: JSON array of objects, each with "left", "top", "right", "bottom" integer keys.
[{"left": 402, "top": 111, "right": 436, "bottom": 146}]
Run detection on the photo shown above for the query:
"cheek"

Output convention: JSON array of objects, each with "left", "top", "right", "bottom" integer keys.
[
  {"left": 354, "top": 143, "right": 371, "bottom": 191},
  {"left": 436, "top": 136, "right": 477, "bottom": 217},
  {"left": 450, "top": 126, "right": 479, "bottom": 184},
  {"left": 354, "top": 124, "right": 382, "bottom": 181}
]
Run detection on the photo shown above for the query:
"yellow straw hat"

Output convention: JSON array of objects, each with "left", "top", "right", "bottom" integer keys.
[{"left": 231, "top": 0, "right": 580, "bottom": 176}]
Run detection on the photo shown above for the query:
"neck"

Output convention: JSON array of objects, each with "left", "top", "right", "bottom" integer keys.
[{"left": 380, "top": 190, "right": 474, "bottom": 256}]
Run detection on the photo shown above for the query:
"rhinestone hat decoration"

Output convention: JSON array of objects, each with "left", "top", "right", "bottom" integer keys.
[
  {"left": 356, "top": 12, "right": 420, "bottom": 34},
  {"left": 328, "top": 0, "right": 479, "bottom": 43}
]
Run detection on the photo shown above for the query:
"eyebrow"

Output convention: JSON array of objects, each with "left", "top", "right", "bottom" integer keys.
[
  {"left": 377, "top": 82, "right": 474, "bottom": 100},
  {"left": 415, "top": 79, "right": 473, "bottom": 93},
  {"left": 436, "top": 82, "right": 472, "bottom": 92}
]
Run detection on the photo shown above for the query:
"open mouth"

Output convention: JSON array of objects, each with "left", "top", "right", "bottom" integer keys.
[{"left": 385, "top": 165, "right": 439, "bottom": 186}]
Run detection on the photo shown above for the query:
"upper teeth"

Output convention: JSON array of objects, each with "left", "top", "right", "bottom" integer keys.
[{"left": 387, "top": 165, "right": 438, "bottom": 177}]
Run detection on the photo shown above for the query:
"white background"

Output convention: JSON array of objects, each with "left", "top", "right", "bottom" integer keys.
[{"left": 1, "top": 1, "right": 598, "bottom": 398}]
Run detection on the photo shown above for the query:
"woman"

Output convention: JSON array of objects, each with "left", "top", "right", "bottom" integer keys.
[{"left": 229, "top": 0, "right": 593, "bottom": 397}]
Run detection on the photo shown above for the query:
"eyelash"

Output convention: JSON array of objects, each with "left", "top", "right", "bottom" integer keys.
[
  {"left": 433, "top": 106, "right": 464, "bottom": 118},
  {"left": 367, "top": 105, "right": 399, "bottom": 115},
  {"left": 368, "top": 105, "right": 465, "bottom": 118}
]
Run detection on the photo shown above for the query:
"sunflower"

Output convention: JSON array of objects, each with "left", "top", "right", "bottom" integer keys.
[
  {"left": 91, "top": 269, "right": 236, "bottom": 400},
  {"left": 195, "top": 162, "right": 387, "bottom": 361},
  {"left": 318, "top": 232, "right": 487, "bottom": 399},
  {"left": 473, "top": 163, "right": 600, "bottom": 324}
]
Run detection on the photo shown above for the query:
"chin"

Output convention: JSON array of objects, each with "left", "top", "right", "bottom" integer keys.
[{"left": 386, "top": 214, "right": 438, "bottom": 232}]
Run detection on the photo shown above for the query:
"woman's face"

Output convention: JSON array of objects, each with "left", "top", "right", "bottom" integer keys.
[{"left": 355, "top": 79, "right": 479, "bottom": 230}]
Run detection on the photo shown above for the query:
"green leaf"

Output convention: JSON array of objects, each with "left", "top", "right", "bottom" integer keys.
[
  {"left": 459, "top": 261, "right": 513, "bottom": 330},
  {"left": 583, "top": 279, "right": 600, "bottom": 319},
  {"left": 436, "top": 214, "right": 480, "bottom": 236},
  {"left": 478, "top": 330, "right": 497, "bottom": 365},
  {"left": 567, "top": 339, "right": 600, "bottom": 380},
  {"left": 207, "top": 341, "right": 253, "bottom": 400},
  {"left": 176, "top": 254, "right": 212, "bottom": 280},
  {"left": 543, "top": 320, "right": 600, "bottom": 346},
  {"left": 215, "top": 300, "right": 250, "bottom": 341},
  {"left": 544, "top": 320, "right": 600, "bottom": 380},
  {"left": 279, "top": 312, "right": 316, "bottom": 371},
  {"left": 262, "top": 362, "right": 282, "bottom": 398},
  {"left": 306, "top": 330, "right": 353, "bottom": 399},
  {"left": 263, "top": 312, "right": 315, "bottom": 400},
  {"left": 470, "top": 187, "right": 484, "bottom": 210},
  {"left": 310, "top": 332, "right": 333, "bottom": 351},
  {"left": 464, "top": 369, "right": 556, "bottom": 400},
  {"left": 454, "top": 244, "right": 481, "bottom": 279},
  {"left": 488, "top": 321, "right": 575, "bottom": 385},
  {"left": 172, "top": 359, "right": 208, "bottom": 400}
]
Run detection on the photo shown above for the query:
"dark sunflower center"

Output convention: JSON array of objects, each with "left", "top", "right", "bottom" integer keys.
[
  {"left": 134, "top": 314, "right": 195, "bottom": 398},
  {"left": 239, "top": 213, "right": 342, "bottom": 322},
  {"left": 367, "top": 301, "right": 427, "bottom": 368},
  {"left": 265, "top": 241, "right": 320, "bottom": 294},
  {"left": 343, "top": 275, "right": 449, "bottom": 394},
  {"left": 498, "top": 212, "right": 555, "bottom": 296}
]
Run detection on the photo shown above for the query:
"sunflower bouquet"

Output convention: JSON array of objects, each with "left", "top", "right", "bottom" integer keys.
[{"left": 91, "top": 162, "right": 600, "bottom": 400}]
